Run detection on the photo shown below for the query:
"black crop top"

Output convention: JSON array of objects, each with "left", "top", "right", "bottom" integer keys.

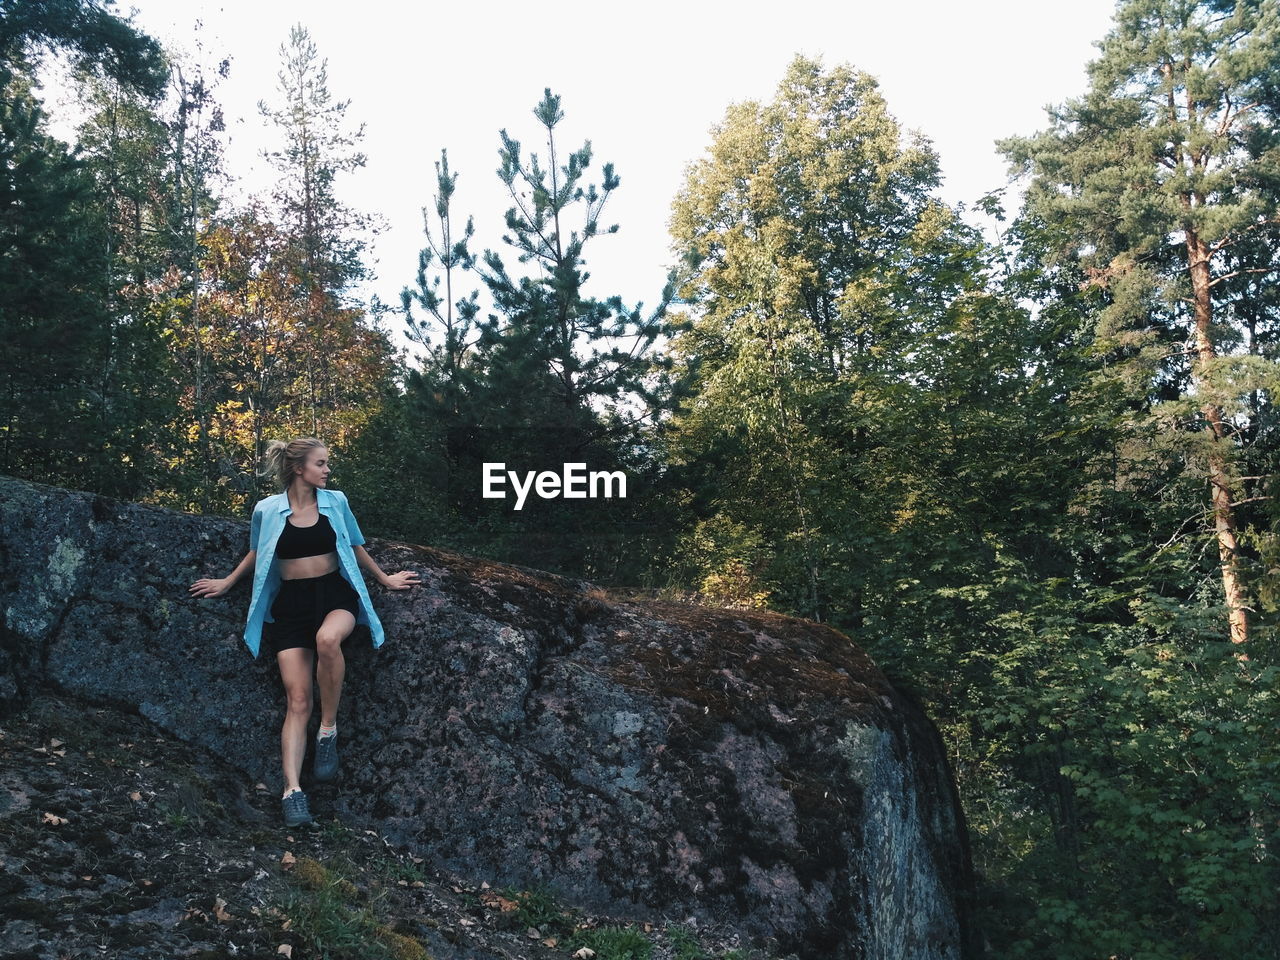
[{"left": 275, "top": 513, "right": 338, "bottom": 559}]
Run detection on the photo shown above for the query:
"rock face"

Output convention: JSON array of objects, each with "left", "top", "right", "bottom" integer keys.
[{"left": 0, "top": 476, "right": 979, "bottom": 959}]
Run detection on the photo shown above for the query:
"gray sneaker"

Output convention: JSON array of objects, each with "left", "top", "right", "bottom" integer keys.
[
  {"left": 314, "top": 733, "right": 339, "bottom": 782},
  {"left": 281, "top": 789, "right": 313, "bottom": 827}
]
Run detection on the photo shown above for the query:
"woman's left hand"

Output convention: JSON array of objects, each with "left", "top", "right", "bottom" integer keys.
[{"left": 382, "top": 570, "right": 421, "bottom": 591}]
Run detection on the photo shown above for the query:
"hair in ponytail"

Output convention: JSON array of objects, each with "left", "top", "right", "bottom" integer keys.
[{"left": 260, "top": 437, "right": 326, "bottom": 491}]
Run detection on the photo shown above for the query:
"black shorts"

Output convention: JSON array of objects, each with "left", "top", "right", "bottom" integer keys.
[{"left": 265, "top": 569, "right": 360, "bottom": 654}]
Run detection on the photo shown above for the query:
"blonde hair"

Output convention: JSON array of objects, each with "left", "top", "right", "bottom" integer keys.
[{"left": 261, "top": 437, "right": 326, "bottom": 491}]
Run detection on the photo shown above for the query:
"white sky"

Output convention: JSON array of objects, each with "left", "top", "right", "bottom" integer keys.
[{"left": 55, "top": 0, "right": 1119, "bottom": 334}]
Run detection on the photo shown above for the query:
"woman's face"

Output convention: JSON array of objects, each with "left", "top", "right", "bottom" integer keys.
[{"left": 294, "top": 447, "right": 330, "bottom": 489}]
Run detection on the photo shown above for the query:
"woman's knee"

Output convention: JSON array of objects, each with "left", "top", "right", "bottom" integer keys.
[
  {"left": 315, "top": 630, "right": 345, "bottom": 659},
  {"left": 285, "top": 687, "right": 313, "bottom": 716}
]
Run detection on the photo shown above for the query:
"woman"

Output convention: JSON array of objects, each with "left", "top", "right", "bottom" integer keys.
[{"left": 190, "top": 438, "right": 419, "bottom": 826}]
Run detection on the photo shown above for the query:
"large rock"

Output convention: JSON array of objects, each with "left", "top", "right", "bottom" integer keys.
[{"left": 0, "top": 476, "right": 979, "bottom": 959}]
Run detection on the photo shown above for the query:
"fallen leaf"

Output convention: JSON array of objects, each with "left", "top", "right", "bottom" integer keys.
[
  {"left": 255, "top": 783, "right": 269, "bottom": 792},
  {"left": 42, "top": 812, "right": 68, "bottom": 827},
  {"left": 481, "top": 892, "right": 519, "bottom": 912},
  {"left": 277, "top": 946, "right": 293, "bottom": 958},
  {"left": 412, "top": 881, "right": 425, "bottom": 889},
  {"left": 129, "top": 791, "right": 143, "bottom": 802},
  {"left": 214, "top": 897, "right": 233, "bottom": 922},
  {"left": 141, "top": 880, "right": 154, "bottom": 887},
  {"left": 543, "top": 937, "right": 559, "bottom": 948},
  {"left": 281, "top": 852, "right": 297, "bottom": 871},
  {"left": 526, "top": 927, "right": 542, "bottom": 939},
  {"left": 410, "top": 855, "right": 424, "bottom": 864},
  {"left": 81, "top": 876, "right": 93, "bottom": 882},
  {"left": 573, "top": 949, "right": 597, "bottom": 959},
  {"left": 281, "top": 919, "right": 293, "bottom": 932}
]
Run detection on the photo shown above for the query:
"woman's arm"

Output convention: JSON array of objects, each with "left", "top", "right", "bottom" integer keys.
[
  {"left": 353, "top": 544, "right": 420, "bottom": 590},
  {"left": 189, "top": 550, "right": 256, "bottom": 598}
]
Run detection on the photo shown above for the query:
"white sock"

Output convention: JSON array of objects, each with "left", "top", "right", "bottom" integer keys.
[
  {"left": 317, "top": 723, "right": 337, "bottom": 740},
  {"left": 283, "top": 787, "right": 302, "bottom": 799}
]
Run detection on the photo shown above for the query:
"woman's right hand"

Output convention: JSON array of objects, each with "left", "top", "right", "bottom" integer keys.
[{"left": 189, "top": 577, "right": 231, "bottom": 598}]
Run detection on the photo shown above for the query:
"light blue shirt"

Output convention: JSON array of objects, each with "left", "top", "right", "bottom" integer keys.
[{"left": 243, "top": 488, "right": 385, "bottom": 658}]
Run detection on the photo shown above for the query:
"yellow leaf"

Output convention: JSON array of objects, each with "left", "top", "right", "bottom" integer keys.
[{"left": 281, "top": 851, "right": 297, "bottom": 871}]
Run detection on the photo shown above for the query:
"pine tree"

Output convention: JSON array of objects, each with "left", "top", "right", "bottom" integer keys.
[
  {"left": 257, "top": 24, "right": 386, "bottom": 439},
  {"left": 0, "top": 0, "right": 165, "bottom": 493},
  {"left": 477, "top": 89, "right": 678, "bottom": 437},
  {"left": 1001, "top": 0, "right": 1280, "bottom": 647},
  {"left": 402, "top": 149, "right": 480, "bottom": 418}
]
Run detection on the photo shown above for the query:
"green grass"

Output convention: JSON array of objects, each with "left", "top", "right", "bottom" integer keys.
[
  {"left": 568, "top": 924, "right": 653, "bottom": 960},
  {"left": 383, "top": 858, "right": 431, "bottom": 886},
  {"left": 501, "top": 883, "right": 576, "bottom": 937},
  {"left": 281, "top": 881, "right": 395, "bottom": 960},
  {"left": 279, "top": 857, "right": 430, "bottom": 960},
  {"left": 667, "top": 924, "right": 709, "bottom": 960}
]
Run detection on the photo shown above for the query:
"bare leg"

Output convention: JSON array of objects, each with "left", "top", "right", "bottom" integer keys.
[
  {"left": 315, "top": 609, "right": 356, "bottom": 728},
  {"left": 278, "top": 647, "right": 315, "bottom": 794}
]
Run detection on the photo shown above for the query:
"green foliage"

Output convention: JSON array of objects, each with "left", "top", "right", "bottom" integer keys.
[
  {"left": 667, "top": 44, "right": 1280, "bottom": 960},
  {"left": 259, "top": 23, "right": 372, "bottom": 292},
  {"left": 568, "top": 924, "right": 653, "bottom": 960},
  {"left": 0, "top": 2, "right": 175, "bottom": 496},
  {"left": 999, "top": 0, "right": 1280, "bottom": 645},
  {"left": 0, "top": 67, "right": 117, "bottom": 489},
  {"left": 0, "top": 0, "right": 166, "bottom": 96},
  {"left": 666, "top": 925, "right": 708, "bottom": 960},
  {"left": 280, "top": 881, "right": 396, "bottom": 960},
  {"left": 498, "top": 883, "right": 575, "bottom": 937},
  {"left": 374, "top": 89, "right": 684, "bottom": 579},
  {"left": 402, "top": 149, "right": 480, "bottom": 418},
  {"left": 475, "top": 87, "right": 680, "bottom": 429}
]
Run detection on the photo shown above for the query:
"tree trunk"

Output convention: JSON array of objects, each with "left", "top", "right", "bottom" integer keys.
[{"left": 1186, "top": 228, "right": 1250, "bottom": 647}]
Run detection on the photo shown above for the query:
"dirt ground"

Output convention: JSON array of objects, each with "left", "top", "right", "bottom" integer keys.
[{"left": 0, "top": 694, "right": 766, "bottom": 960}]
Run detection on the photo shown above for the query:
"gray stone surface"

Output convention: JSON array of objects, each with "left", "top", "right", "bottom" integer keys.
[{"left": 0, "top": 475, "right": 979, "bottom": 959}]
